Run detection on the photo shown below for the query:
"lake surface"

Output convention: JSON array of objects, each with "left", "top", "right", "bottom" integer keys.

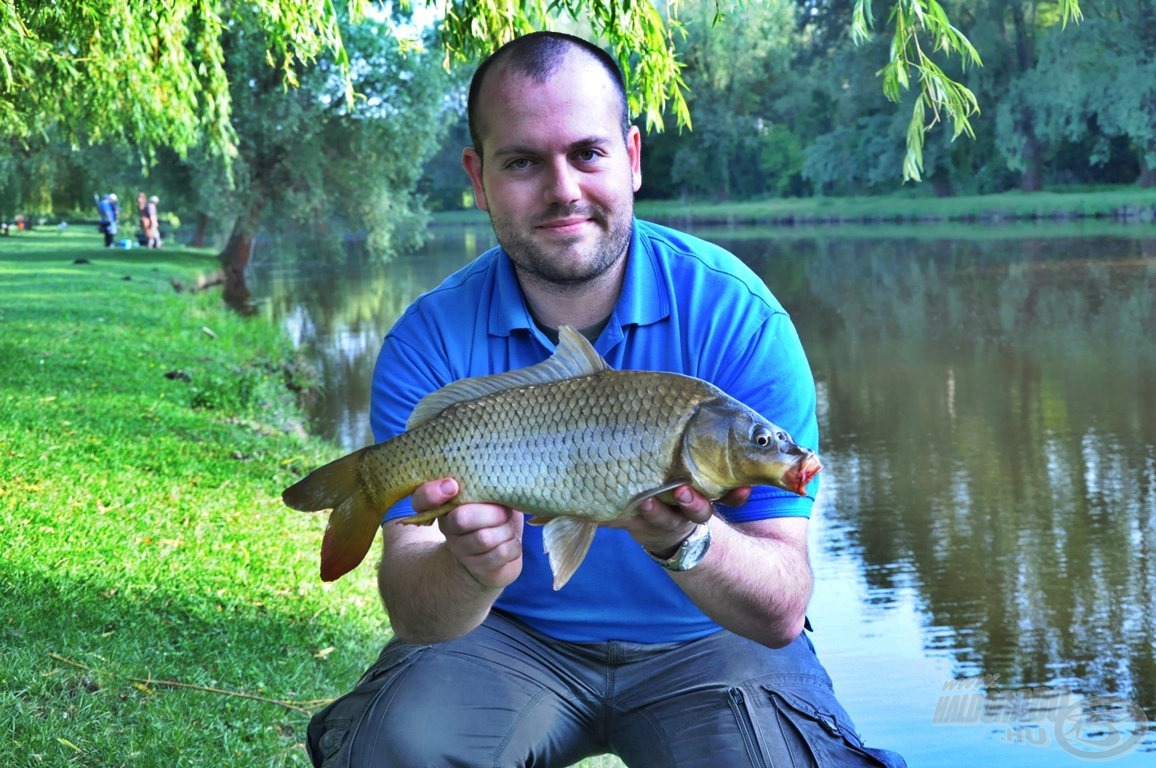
[{"left": 252, "top": 221, "right": 1156, "bottom": 765}]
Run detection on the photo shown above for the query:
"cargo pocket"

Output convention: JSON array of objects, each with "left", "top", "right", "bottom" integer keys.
[
  {"left": 311, "top": 721, "right": 351, "bottom": 767},
  {"left": 761, "top": 684, "right": 907, "bottom": 768},
  {"left": 306, "top": 640, "right": 427, "bottom": 768}
]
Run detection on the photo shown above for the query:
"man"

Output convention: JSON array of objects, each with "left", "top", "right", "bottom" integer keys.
[
  {"left": 307, "top": 32, "right": 904, "bottom": 768},
  {"left": 96, "top": 193, "right": 118, "bottom": 247},
  {"left": 137, "top": 192, "right": 149, "bottom": 243}
]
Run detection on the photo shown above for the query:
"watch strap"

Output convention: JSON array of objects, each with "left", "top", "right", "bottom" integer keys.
[{"left": 646, "top": 522, "right": 711, "bottom": 572}]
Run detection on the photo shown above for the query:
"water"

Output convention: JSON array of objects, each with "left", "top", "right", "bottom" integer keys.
[{"left": 252, "top": 222, "right": 1156, "bottom": 764}]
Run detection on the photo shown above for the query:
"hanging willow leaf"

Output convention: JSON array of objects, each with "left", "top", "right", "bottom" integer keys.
[
  {"left": 856, "top": 0, "right": 1081, "bottom": 181},
  {"left": 437, "top": 0, "right": 692, "bottom": 132}
]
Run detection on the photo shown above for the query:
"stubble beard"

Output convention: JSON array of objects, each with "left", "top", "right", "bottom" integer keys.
[{"left": 490, "top": 203, "right": 634, "bottom": 289}]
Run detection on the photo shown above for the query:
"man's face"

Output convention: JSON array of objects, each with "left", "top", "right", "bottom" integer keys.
[{"left": 463, "top": 51, "right": 642, "bottom": 288}]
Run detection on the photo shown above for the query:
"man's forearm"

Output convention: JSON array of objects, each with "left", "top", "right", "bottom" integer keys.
[
  {"left": 670, "top": 517, "right": 812, "bottom": 648},
  {"left": 377, "top": 535, "right": 503, "bottom": 645}
]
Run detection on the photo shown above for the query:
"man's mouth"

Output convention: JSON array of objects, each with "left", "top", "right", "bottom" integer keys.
[{"left": 536, "top": 216, "right": 592, "bottom": 236}]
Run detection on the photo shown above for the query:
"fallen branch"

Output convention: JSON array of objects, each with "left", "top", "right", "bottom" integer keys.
[{"left": 48, "top": 653, "right": 334, "bottom": 715}]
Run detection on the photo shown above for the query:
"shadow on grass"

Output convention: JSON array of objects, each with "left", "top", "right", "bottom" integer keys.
[{"left": 1, "top": 563, "right": 384, "bottom": 767}]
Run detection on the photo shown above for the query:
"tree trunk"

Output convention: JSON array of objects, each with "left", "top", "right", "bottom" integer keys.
[
  {"left": 217, "top": 216, "right": 260, "bottom": 315},
  {"left": 189, "top": 212, "right": 212, "bottom": 248},
  {"left": 930, "top": 169, "right": 955, "bottom": 198},
  {"left": 1009, "top": 2, "right": 1043, "bottom": 192},
  {"left": 1017, "top": 109, "right": 1043, "bottom": 192},
  {"left": 1139, "top": 142, "right": 1156, "bottom": 188}
]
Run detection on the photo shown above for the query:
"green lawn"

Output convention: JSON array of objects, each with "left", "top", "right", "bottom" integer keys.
[
  {"left": 634, "top": 185, "right": 1156, "bottom": 225},
  {"left": 0, "top": 230, "right": 383, "bottom": 766},
  {"left": 429, "top": 184, "right": 1156, "bottom": 228}
]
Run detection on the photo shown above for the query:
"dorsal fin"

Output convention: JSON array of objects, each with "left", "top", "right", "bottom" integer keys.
[{"left": 406, "top": 325, "right": 611, "bottom": 429}]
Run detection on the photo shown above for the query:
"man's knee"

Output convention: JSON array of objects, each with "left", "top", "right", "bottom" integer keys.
[
  {"left": 345, "top": 713, "right": 454, "bottom": 767},
  {"left": 307, "top": 672, "right": 456, "bottom": 767}
]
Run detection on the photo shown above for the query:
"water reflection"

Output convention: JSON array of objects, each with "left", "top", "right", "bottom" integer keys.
[
  {"left": 251, "top": 225, "right": 496, "bottom": 447},
  {"left": 253, "top": 223, "right": 1156, "bottom": 764}
]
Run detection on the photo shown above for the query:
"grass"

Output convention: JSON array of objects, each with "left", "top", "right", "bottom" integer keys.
[
  {"left": 0, "top": 227, "right": 627, "bottom": 768},
  {"left": 0, "top": 229, "right": 384, "bottom": 767}
]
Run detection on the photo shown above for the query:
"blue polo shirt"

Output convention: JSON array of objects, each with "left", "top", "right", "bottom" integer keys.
[{"left": 370, "top": 219, "right": 818, "bottom": 642}]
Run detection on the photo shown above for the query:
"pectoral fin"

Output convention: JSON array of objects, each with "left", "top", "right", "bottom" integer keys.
[
  {"left": 623, "top": 481, "right": 690, "bottom": 515},
  {"left": 542, "top": 517, "right": 598, "bottom": 590}
]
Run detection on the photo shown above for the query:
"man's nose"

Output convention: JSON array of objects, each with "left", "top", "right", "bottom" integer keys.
[{"left": 543, "top": 160, "right": 581, "bottom": 204}]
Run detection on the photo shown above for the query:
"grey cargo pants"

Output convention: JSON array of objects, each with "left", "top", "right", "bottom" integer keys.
[{"left": 306, "top": 611, "right": 905, "bottom": 767}]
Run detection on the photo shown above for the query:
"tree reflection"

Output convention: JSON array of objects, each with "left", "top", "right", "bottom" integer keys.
[{"left": 728, "top": 232, "right": 1156, "bottom": 713}]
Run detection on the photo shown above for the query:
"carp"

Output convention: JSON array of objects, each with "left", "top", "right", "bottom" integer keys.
[{"left": 282, "top": 326, "right": 822, "bottom": 589}]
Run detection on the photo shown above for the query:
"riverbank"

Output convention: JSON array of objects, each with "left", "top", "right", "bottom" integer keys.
[
  {"left": 430, "top": 185, "right": 1156, "bottom": 227},
  {"left": 0, "top": 229, "right": 384, "bottom": 767}
]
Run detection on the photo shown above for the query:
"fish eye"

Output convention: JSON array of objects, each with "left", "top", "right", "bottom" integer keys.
[{"left": 752, "top": 426, "right": 773, "bottom": 448}]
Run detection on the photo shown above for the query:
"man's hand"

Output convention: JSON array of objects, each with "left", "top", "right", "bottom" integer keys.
[
  {"left": 412, "top": 478, "right": 524, "bottom": 590},
  {"left": 606, "top": 485, "right": 751, "bottom": 558}
]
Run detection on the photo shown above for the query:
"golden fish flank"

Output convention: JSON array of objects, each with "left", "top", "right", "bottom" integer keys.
[{"left": 282, "top": 326, "right": 822, "bottom": 589}]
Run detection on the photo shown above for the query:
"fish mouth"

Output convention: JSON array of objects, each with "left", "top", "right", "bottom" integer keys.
[{"left": 786, "top": 452, "right": 823, "bottom": 496}]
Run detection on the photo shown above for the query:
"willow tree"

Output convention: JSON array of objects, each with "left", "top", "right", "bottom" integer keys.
[
  {"left": 203, "top": 9, "right": 456, "bottom": 309},
  {"left": 0, "top": 1, "right": 357, "bottom": 165}
]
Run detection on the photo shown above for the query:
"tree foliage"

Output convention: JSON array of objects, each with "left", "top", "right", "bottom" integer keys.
[
  {"left": 435, "top": 0, "right": 693, "bottom": 132},
  {"left": 850, "top": 0, "right": 1080, "bottom": 181},
  {"left": 997, "top": 15, "right": 1156, "bottom": 186},
  {"left": 662, "top": 0, "right": 799, "bottom": 200},
  {"left": 203, "top": 10, "right": 454, "bottom": 309},
  {"left": 1, "top": 0, "right": 1064, "bottom": 185},
  {"left": 0, "top": 0, "right": 367, "bottom": 164}
]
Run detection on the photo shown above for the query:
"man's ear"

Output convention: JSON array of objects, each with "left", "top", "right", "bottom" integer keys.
[
  {"left": 627, "top": 125, "right": 642, "bottom": 193},
  {"left": 462, "top": 148, "right": 489, "bottom": 212}
]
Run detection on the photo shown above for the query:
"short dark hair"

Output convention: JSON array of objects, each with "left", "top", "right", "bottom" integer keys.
[{"left": 466, "top": 31, "right": 631, "bottom": 158}]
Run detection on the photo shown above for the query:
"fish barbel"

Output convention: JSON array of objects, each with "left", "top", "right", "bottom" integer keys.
[{"left": 282, "top": 326, "right": 822, "bottom": 589}]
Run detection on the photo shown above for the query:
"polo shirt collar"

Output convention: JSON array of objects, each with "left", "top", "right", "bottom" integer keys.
[{"left": 615, "top": 220, "right": 669, "bottom": 328}]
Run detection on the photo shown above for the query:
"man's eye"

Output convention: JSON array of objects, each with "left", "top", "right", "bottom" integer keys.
[
  {"left": 507, "top": 158, "right": 533, "bottom": 170},
  {"left": 575, "top": 149, "right": 600, "bottom": 163}
]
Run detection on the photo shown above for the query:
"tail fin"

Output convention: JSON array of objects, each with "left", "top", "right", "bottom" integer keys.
[{"left": 282, "top": 449, "right": 394, "bottom": 582}]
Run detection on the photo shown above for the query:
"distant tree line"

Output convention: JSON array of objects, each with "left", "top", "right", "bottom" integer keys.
[{"left": 643, "top": 0, "right": 1154, "bottom": 198}]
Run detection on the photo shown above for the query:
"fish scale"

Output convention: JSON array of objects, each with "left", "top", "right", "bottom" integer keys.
[{"left": 283, "top": 326, "right": 822, "bottom": 588}]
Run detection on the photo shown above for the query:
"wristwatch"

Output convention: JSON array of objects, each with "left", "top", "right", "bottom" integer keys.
[{"left": 646, "top": 523, "right": 712, "bottom": 572}]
